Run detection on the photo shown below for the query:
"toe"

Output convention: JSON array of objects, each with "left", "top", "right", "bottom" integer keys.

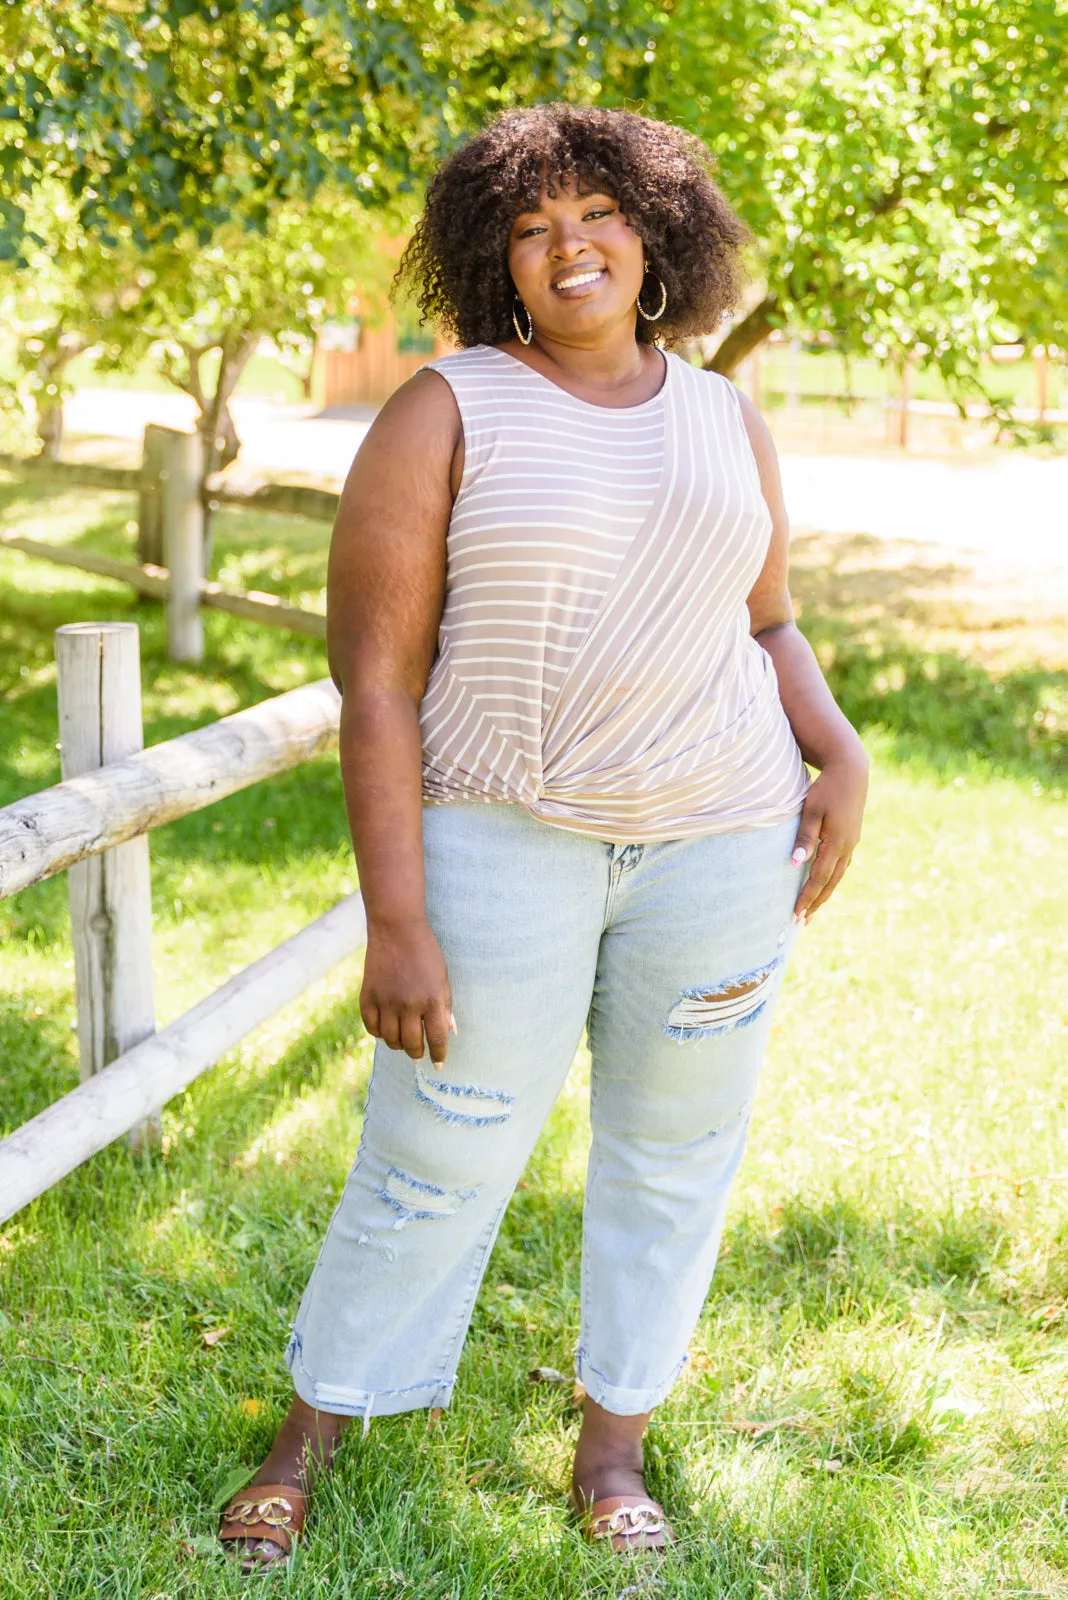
[{"left": 236, "top": 1536, "right": 289, "bottom": 1570}]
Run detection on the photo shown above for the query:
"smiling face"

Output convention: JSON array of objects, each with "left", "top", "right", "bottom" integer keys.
[{"left": 506, "top": 174, "right": 647, "bottom": 347}]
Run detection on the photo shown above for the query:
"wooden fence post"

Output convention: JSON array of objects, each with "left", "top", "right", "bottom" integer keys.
[
  {"left": 55, "top": 623, "right": 159, "bottom": 1149},
  {"left": 1035, "top": 346, "right": 1048, "bottom": 421},
  {"left": 136, "top": 423, "right": 173, "bottom": 570},
  {"left": 161, "top": 428, "right": 204, "bottom": 663},
  {"left": 894, "top": 355, "right": 912, "bottom": 449}
]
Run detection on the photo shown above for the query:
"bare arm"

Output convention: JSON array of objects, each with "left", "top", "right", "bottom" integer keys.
[
  {"left": 326, "top": 369, "right": 462, "bottom": 1065},
  {"left": 737, "top": 390, "right": 869, "bottom": 920}
]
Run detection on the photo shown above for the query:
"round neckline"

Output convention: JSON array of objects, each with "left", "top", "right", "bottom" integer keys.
[{"left": 488, "top": 344, "right": 671, "bottom": 413}]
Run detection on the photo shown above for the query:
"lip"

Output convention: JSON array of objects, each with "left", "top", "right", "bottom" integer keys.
[{"left": 551, "top": 266, "right": 607, "bottom": 297}]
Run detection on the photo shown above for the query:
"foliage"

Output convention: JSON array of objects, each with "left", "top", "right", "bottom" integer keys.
[
  {"left": 0, "top": 187, "right": 140, "bottom": 457},
  {"left": 0, "top": 0, "right": 652, "bottom": 260},
  {"left": 3, "top": 1, "right": 1065, "bottom": 422},
  {"left": 636, "top": 0, "right": 1068, "bottom": 389},
  {"left": 0, "top": 1, "right": 654, "bottom": 470}
]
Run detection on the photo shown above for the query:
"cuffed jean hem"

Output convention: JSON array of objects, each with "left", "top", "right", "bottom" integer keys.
[
  {"left": 575, "top": 1345, "right": 688, "bottom": 1416},
  {"left": 286, "top": 1334, "right": 454, "bottom": 1421}
]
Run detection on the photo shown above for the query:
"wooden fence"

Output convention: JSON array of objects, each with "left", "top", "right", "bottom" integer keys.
[
  {"left": 0, "top": 427, "right": 339, "bottom": 661},
  {"left": 0, "top": 621, "right": 364, "bottom": 1224}
]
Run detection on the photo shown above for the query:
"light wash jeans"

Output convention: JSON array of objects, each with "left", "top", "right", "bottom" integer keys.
[{"left": 285, "top": 801, "right": 807, "bottom": 1424}]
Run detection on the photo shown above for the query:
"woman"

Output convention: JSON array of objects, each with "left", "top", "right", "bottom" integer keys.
[{"left": 220, "top": 103, "right": 868, "bottom": 1567}]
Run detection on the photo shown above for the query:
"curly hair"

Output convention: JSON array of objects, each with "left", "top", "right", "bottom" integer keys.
[{"left": 394, "top": 104, "right": 749, "bottom": 350}]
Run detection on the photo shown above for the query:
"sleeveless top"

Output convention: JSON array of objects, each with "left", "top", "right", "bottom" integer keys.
[{"left": 416, "top": 343, "right": 809, "bottom": 842}]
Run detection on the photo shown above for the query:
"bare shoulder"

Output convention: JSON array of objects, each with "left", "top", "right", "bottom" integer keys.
[
  {"left": 359, "top": 366, "right": 461, "bottom": 458},
  {"left": 733, "top": 387, "right": 777, "bottom": 467}
]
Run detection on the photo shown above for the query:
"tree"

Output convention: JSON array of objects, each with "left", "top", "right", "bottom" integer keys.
[
  {"left": 0, "top": 0, "right": 656, "bottom": 477},
  {"left": 0, "top": 188, "right": 144, "bottom": 457},
  {"left": 633, "top": 0, "right": 1068, "bottom": 394},
  {"left": 0, "top": 0, "right": 654, "bottom": 260}
]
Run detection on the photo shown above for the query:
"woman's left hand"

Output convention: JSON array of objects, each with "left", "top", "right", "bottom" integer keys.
[{"left": 790, "top": 753, "right": 869, "bottom": 923}]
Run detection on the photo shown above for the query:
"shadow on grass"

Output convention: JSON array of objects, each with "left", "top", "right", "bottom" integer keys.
[
  {"left": 789, "top": 532, "right": 1066, "bottom": 777},
  {"left": 2, "top": 1068, "right": 1062, "bottom": 1597},
  {"left": 711, "top": 1191, "right": 1068, "bottom": 1342}
]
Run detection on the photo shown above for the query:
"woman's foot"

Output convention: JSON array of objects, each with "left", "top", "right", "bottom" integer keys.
[
  {"left": 220, "top": 1395, "right": 350, "bottom": 1570},
  {"left": 571, "top": 1398, "right": 671, "bottom": 1552},
  {"left": 572, "top": 1397, "right": 650, "bottom": 1506}
]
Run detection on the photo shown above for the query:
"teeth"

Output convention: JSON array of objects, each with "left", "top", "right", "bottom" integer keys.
[{"left": 555, "top": 269, "right": 604, "bottom": 290}]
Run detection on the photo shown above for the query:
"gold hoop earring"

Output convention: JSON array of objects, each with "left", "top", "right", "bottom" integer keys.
[
  {"left": 511, "top": 296, "right": 534, "bottom": 345},
  {"left": 637, "top": 268, "right": 667, "bottom": 322}
]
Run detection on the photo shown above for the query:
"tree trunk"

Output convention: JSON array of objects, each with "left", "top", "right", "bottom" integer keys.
[
  {"left": 156, "top": 331, "right": 259, "bottom": 576},
  {"left": 299, "top": 336, "right": 318, "bottom": 402},
  {"left": 196, "top": 330, "right": 259, "bottom": 575},
  {"left": 198, "top": 330, "right": 259, "bottom": 480},
  {"left": 29, "top": 334, "right": 87, "bottom": 458},
  {"left": 36, "top": 399, "right": 64, "bottom": 459},
  {"left": 199, "top": 400, "right": 242, "bottom": 478},
  {"left": 705, "top": 295, "right": 781, "bottom": 378}
]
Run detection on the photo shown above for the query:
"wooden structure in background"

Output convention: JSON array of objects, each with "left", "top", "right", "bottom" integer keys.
[{"left": 321, "top": 314, "right": 455, "bottom": 406}]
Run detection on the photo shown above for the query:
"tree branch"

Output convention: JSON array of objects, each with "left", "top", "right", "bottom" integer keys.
[{"left": 705, "top": 294, "right": 781, "bottom": 377}]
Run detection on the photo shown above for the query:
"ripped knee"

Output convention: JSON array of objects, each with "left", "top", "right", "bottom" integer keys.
[
  {"left": 414, "top": 1063, "right": 515, "bottom": 1127},
  {"left": 664, "top": 959, "right": 781, "bottom": 1042},
  {"left": 378, "top": 1166, "right": 480, "bottom": 1230}
]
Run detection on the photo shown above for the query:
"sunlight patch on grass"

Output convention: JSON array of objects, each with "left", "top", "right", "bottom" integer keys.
[{"left": 1, "top": 483, "right": 1065, "bottom": 1597}]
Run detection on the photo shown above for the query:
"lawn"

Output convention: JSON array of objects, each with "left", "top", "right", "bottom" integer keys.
[{"left": 1, "top": 475, "right": 1066, "bottom": 1599}]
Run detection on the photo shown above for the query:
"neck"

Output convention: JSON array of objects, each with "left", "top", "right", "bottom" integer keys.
[{"left": 526, "top": 320, "right": 649, "bottom": 388}]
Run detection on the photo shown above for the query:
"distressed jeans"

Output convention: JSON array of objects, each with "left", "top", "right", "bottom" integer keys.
[{"left": 285, "top": 800, "right": 807, "bottom": 1424}]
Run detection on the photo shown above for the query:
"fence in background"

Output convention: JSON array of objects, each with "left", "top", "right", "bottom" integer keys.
[
  {"left": 0, "top": 427, "right": 338, "bottom": 661},
  {"left": 0, "top": 622, "right": 363, "bottom": 1223}
]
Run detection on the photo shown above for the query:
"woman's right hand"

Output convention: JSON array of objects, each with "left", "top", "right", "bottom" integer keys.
[{"left": 359, "top": 919, "right": 454, "bottom": 1070}]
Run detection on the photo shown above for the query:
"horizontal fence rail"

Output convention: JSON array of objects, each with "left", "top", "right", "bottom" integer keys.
[
  {"left": 0, "top": 531, "right": 326, "bottom": 640},
  {"left": 0, "top": 893, "right": 366, "bottom": 1224},
  {"left": 0, "top": 449, "right": 341, "bottom": 521},
  {"left": 0, "top": 428, "right": 333, "bottom": 659},
  {"left": 0, "top": 531, "right": 170, "bottom": 595},
  {"left": 0, "top": 676, "right": 341, "bottom": 901},
  {"left": 0, "top": 623, "right": 357, "bottom": 1220}
]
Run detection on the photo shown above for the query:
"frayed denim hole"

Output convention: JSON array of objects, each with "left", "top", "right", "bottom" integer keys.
[
  {"left": 663, "top": 957, "right": 781, "bottom": 1043},
  {"left": 378, "top": 1165, "right": 480, "bottom": 1230},
  {"left": 413, "top": 1063, "right": 514, "bottom": 1127}
]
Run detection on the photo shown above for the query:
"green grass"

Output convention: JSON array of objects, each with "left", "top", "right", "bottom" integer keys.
[
  {"left": 752, "top": 349, "right": 1059, "bottom": 410},
  {"left": 1, "top": 480, "right": 1066, "bottom": 1598}
]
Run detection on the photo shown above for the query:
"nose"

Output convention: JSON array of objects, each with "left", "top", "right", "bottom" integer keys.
[{"left": 549, "top": 218, "right": 591, "bottom": 260}]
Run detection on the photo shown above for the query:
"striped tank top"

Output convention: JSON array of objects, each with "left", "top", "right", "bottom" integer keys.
[{"left": 417, "top": 343, "right": 809, "bottom": 842}]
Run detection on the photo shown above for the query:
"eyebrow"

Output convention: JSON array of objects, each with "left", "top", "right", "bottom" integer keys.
[{"left": 513, "top": 190, "right": 616, "bottom": 219}]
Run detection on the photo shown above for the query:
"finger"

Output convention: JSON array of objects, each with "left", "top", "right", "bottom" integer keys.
[
  {"left": 424, "top": 998, "right": 451, "bottom": 1071},
  {"left": 400, "top": 1008, "right": 427, "bottom": 1060},
  {"left": 380, "top": 1009, "right": 403, "bottom": 1053},
  {"left": 794, "top": 842, "right": 842, "bottom": 919},
  {"left": 804, "top": 855, "right": 851, "bottom": 918},
  {"left": 360, "top": 997, "right": 381, "bottom": 1039},
  {"left": 796, "top": 851, "right": 844, "bottom": 921},
  {"left": 790, "top": 802, "right": 825, "bottom": 868}
]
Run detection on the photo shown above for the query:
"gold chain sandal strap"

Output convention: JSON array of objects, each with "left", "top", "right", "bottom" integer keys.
[
  {"left": 223, "top": 1493, "right": 296, "bottom": 1531},
  {"left": 589, "top": 1502, "right": 665, "bottom": 1540}
]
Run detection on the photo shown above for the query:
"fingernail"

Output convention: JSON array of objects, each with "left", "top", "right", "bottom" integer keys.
[
  {"left": 432, "top": 1059, "right": 444, "bottom": 1072},
  {"left": 448, "top": 1012, "right": 457, "bottom": 1034},
  {"left": 794, "top": 911, "right": 805, "bottom": 925},
  {"left": 791, "top": 847, "right": 807, "bottom": 866}
]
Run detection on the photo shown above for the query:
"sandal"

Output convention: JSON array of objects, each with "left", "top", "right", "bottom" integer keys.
[
  {"left": 576, "top": 1492, "right": 674, "bottom": 1553},
  {"left": 219, "top": 1482, "right": 308, "bottom": 1571}
]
